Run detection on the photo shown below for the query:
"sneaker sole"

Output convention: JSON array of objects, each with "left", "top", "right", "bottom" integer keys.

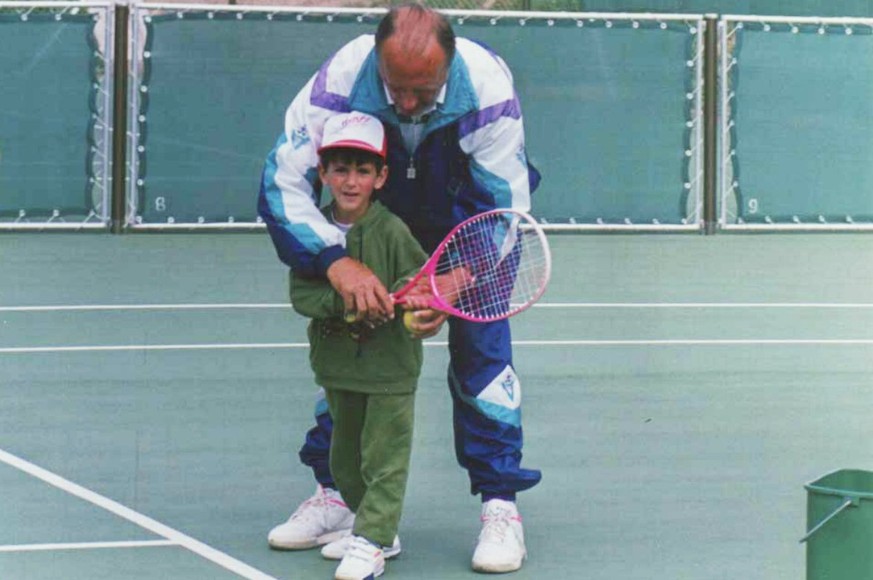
[
  {"left": 471, "top": 560, "right": 524, "bottom": 574},
  {"left": 323, "top": 543, "right": 401, "bottom": 561},
  {"left": 471, "top": 552, "right": 526, "bottom": 574},
  {"left": 268, "top": 528, "right": 353, "bottom": 551},
  {"left": 335, "top": 571, "right": 383, "bottom": 580},
  {"left": 335, "top": 562, "right": 385, "bottom": 580}
]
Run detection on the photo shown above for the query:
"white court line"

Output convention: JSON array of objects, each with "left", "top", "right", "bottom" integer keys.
[
  {"left": 513, "top": 339, "right": 873, "bottom": 346},
  {"left": 3, "top": 339, "right": 873, "bottom": 355},
  {"left": 0, "top": 540, "right": 176, "bottom": 552},
  {"left": 536, "top": 302, "right": 873, "bottom": 309},
  {"left": 0, "top": 448, "right": 277, "bottom": 580},
  {"left": 2, "top": 301, "right": 873, "bottom": 313},
  {"left": 0, "top": 303, "right": 291, "bottom": 312},
  {"left": 0, "top": 343, "right": 310, "bottom": 354}
]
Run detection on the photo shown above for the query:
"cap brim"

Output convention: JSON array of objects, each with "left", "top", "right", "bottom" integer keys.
[{"left": 317, "top": 139, "right": 385, "bottom": 158}]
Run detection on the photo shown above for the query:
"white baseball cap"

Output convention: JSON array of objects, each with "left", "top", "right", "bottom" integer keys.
[{"left": 318, "top": 112, "right": 387, "bottom": 159}]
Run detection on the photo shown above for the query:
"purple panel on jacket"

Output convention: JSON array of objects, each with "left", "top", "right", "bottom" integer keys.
[
  {"left": 310, "top": 54, "right": 351, "bottom": 112},
  {"left": 458, "top": 97, "right": 522, "bottom": 139}
]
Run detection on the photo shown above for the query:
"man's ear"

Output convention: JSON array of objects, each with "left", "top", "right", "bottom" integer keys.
[
  {"left": 374, "top": 165, "right": 389, "bottom": 190},
  {"left": 317, "top": 162, "right": 327, "bottom": 181}
]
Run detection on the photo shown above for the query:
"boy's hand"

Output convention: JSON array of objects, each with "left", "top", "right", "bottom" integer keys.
[{"left": 402, "top": 308, "right": 448, "bottom": 339}]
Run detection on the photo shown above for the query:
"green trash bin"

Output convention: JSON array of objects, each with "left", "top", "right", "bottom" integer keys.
[{"left": 802, "top": 469, "right": 873, "bottom": 580}]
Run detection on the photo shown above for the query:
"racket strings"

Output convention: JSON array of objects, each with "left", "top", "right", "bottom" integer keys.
[{"left": 435, "top": 212, "right": 549, "bottom": 320}]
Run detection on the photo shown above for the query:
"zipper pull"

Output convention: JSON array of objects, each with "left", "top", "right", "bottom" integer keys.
[{"left": 406, "top": 158, "right": 416, "bottom": 180}]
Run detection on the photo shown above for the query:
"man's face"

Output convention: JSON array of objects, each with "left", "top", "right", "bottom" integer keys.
[{"left": 378, "top": 36, "right": 448, "bottom": 118}]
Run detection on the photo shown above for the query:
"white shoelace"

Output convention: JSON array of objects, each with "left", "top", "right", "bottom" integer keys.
[
  {"left": 480, "top": 506, "right": 520, "bottom": 544},
  {"left": 290, "top": 488, "right": 345, "bottom": 523}
]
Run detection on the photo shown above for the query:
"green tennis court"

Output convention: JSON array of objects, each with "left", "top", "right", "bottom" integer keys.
[{"left": 1, "top": 232, "right": 872, "bottom": 579}]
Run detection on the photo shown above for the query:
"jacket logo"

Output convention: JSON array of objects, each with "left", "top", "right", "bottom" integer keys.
[
  {"left": 501, "top": 372, "right": 515, "bottom": 401},
  {"left": 291, "top": 126, "right": 310, "bottom": 149}
]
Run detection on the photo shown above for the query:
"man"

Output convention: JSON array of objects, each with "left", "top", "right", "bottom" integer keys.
[{"left": 258, "top": 4, "right": 541, "bottom": 573}]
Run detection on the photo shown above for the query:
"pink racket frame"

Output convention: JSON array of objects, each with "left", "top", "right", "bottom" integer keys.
[{"left": 392, "top": 208, "right": 552, "bottom": 322}]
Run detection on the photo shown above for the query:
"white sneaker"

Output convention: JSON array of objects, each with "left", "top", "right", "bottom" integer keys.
[
  {"left": 334, "top": 535, "right": 386, "bottom": 580},
  {"left": 471, "top": 499, "right": 527, "bottom": 573},
  {"left": 267, "top": 485, "right": 355, "bottom": 550},
  {"left": 322, "top": 534, "right": 401, "bottom": 560}
]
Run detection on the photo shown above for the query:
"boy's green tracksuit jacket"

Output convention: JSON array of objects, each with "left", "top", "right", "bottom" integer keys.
[{"left": 290, "top": 201, "right": 428, "bottom": 395}]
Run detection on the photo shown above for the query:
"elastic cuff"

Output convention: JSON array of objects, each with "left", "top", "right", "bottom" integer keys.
[{"left": 315, "top": 245, "right": 348, "bottom": 278}]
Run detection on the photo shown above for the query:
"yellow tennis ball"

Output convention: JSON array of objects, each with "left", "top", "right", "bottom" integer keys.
[{"left": 403, "top": 310, "right": 417, "bottom": 331}]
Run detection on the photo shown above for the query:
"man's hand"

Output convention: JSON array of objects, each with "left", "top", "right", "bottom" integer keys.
[
  {"left": 434, "top": 267, "right": 474, "bottom": 305},
  {"left": 326, "top": 257, "right": 393, "bottom": 324},
  {"left": 400, "top": 267, "right": 474, "bottom": 310},
  {"left": 397, "top": 277, "right": 432, "bottom": 310},
  {"left": 402, "top": 308, "right": 448, "bottom": 339}
]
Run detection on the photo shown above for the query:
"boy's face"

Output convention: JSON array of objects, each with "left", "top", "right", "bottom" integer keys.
[{"left": 319, "top": 159, "right": 388, "bottom": 224}]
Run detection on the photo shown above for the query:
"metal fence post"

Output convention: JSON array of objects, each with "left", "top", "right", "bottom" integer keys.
[
  {"left": 111, "top": 1, "right": 129, "bottom": 234},
  {"left": 703, "top": 14, "right": 718, "bottom": 235}
]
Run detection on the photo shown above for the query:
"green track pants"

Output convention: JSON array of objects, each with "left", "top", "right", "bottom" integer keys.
[{"left": 324, "top": 389, "right": 415, "bottom": 547}]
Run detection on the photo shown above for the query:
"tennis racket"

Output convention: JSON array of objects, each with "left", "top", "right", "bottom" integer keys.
[{"left": 392, "top": 209, "right": 551, "bottom": 322}]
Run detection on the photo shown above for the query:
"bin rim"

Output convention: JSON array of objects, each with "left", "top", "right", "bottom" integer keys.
[{"left": 804, "top": 468, "right": 873, "bottom": 500}]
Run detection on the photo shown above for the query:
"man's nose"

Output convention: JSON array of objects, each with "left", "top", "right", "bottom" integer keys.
[{"left": 396, "top": 93, "right": 419, "bottom": 115}]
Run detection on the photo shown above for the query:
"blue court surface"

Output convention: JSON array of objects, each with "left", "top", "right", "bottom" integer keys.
[{"left": 1, "top": 232, "right": 872, "bottom": 579}]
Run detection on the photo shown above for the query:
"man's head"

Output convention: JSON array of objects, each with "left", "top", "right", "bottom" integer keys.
[
  {"left": 376, "top": 4, "right": 455, "bottom": 118},
  {"left": 318, "top": 112, "right": 389, "bottom": 223}
]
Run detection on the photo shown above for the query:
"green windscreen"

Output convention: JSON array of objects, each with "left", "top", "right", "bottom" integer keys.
[
  {"left": 136, "top": 13, "right": 374, "bottom": 224},
  {"left": 466, "top": 19, "right": 698, "bottom": 224},
  {"left": 136, "top": 12, "right": 700, "bottom": 226},
  {"left": 0, "top": 12, "right": 102, "bottom": 223},
  {"left": 727, "top": 23, "right": 873, "bottom": 225}
]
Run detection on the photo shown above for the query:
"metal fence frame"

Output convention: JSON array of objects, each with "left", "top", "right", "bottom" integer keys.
[{"left": 10, "top": 5, "right": 873, "bottom": 233}]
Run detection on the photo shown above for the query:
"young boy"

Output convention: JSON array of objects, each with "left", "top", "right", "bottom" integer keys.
[{"left": 288, "top": 111, "right": 428, "bottom": 580}]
